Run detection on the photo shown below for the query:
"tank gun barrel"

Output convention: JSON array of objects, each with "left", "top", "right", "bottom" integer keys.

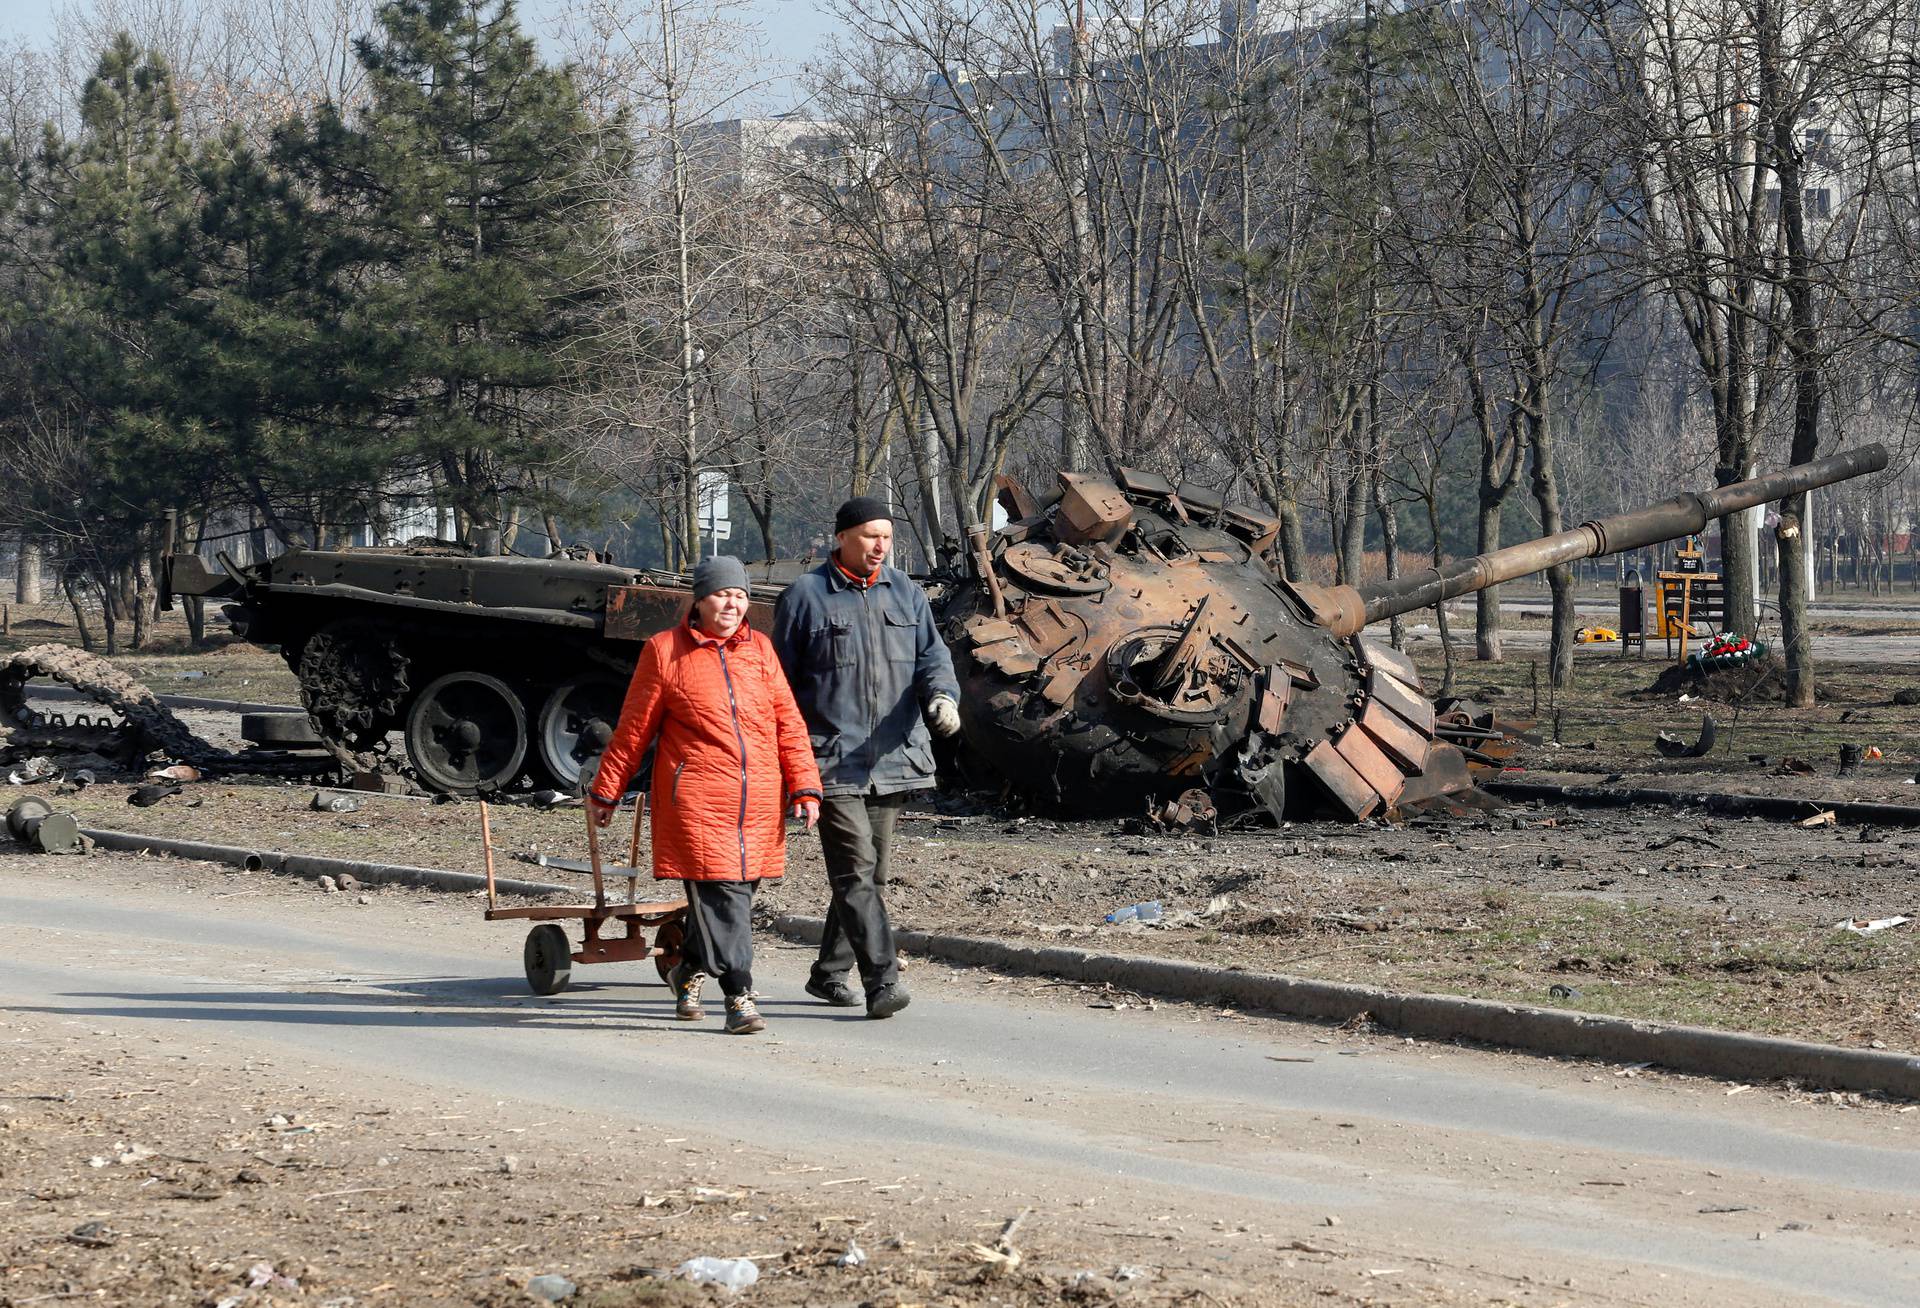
[{"left": 1296, "top": 444, "right": 1887, "bottom": 636}]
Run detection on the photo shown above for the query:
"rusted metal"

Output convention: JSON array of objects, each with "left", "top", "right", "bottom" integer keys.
[
  {"left": 967, "top": 524, "right": 1007, "bottom": 619},
  {"left": 1655, "top": 715, "right": 1718, "bottom": 759},
  {"left": 626, "top": 799, "right": 644, "bottom": 904},
  {"left": 935, "top": 449, "right": 1884, "bottom": 824},
  {"left": 1345, "top": 444, "right": 1889, "bottom": 634},
  {"left": 584, "top": 805, "right": 607, "bottom": 911},
  {"left": 481, "top": 800, "right": 497, "bottom": 908},
  {"left": 480, "top": 800, "right": 688, "bottom": 993},
  {"left": 1152, "top": 787, "right": 1218, "bottom": 831},
  {"left": 1303, "top": 741, "right": 1380, "bottom": 821}
]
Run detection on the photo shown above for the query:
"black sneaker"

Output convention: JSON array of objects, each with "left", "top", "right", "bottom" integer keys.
[
  {"left": 805, "top": 975, "right": 861, "bottom": 1007},
  {"left": 865, "top": 983, "right": 911, "bottom": 1020}
]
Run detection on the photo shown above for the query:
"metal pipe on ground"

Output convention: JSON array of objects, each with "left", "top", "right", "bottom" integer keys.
[
  {"left": 1486, "top": 780, "right": 1920, "bottom": 827},
  {"left": 79, "top": 827, "right": 569, "bottom": 897}
]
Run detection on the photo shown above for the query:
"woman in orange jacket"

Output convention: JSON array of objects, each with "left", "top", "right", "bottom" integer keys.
[{"left": 587, "top": 555, "right": 822, "bottom": 1035}]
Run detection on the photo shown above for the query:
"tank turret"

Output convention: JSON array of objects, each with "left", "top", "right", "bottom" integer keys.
[{"left": 937, "top": 445, "right": 1888, "bottom": 821}]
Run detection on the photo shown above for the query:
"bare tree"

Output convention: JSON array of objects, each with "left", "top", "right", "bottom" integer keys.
[
  {"left": 1589, "top": 0, "right": 1916, "bottom": 699},
  {"left": 1386, "top": 0, "right": 1618, "bottom": 682},
  {"left": 810, "top": 17, "right": 1066, "bottom": 543}
]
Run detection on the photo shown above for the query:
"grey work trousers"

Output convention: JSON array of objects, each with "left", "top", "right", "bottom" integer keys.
[
  {"left": 678, "top": 878, "right": 759, "bottom": 997},
  {"left": 813, "top": 793, "right": 905, "bottom": 995}
]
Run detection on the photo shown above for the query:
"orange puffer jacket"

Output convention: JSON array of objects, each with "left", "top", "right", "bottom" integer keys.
[{"left": 589, "top": 617, "right": 822, "bottom": 882}]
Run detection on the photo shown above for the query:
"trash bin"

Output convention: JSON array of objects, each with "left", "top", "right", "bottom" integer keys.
[{"left": 1618, "top": 584, "right": 1645, "bottom": 654}]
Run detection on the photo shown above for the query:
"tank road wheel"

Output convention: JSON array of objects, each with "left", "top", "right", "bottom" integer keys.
[
  {"left": 534, "top": 677, "right": 624, "bottom": 793},
  {"left": 524, "top": 923, "right": 573, "bottom": 995},
  {"left": 652, "top": 918, "right": 687, "bottom": 983},
  {"left": 404, "top": 671, "right": 529, "bottom": 795}
]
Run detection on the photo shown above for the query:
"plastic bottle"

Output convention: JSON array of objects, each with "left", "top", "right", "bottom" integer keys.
[
  {"left": 676, "top": 1257, "right": 759, "bottom": 1293},
  {"left": 1105, "top": 900, "right": 1163, "bottom": 924}
]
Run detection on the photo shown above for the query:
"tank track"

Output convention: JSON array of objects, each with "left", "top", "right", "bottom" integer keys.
[
  {"left": 2, "top": 644, "right": 222, "bottom": 764},
  {"left": 0, "top": 643, "right": 321, "bottom": 778},
  {"left": 292, "top": 624, "right": 417, "bottom": 786}
]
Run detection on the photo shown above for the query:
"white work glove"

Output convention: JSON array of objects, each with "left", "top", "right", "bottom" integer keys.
[{"left": 926, "top": 694, "right": 961, "bottom": 738}]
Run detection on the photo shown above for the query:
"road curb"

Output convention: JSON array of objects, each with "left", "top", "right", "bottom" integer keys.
[
  {"left": 773, "top": 914, "right": 1920, "bottom": 1099},
  {"left": 80, "top": 827, "right": 570, "bottom": 898}
]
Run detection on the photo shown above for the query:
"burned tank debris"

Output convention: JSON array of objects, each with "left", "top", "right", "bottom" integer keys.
[
  {"left": 155, "top": 446, "right": 1887, "bottom": 814},
  {"left": 938, "top": 444, "right": 1887, "bottom": 822}
]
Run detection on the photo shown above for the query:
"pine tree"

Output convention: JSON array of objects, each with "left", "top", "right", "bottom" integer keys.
[
  {"left": 285, "top": 0, "right": 620, "bottom": 551},
  {"left": 186, "top": 124, "right": 394, "bottom": 546},
  {"left": 1, "top": 35, "right": 215, "bottom": 648}
]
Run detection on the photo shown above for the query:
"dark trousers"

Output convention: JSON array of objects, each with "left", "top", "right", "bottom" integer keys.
[
  {"left": 679, "top": 879, "right": 758, "bottom": 997},
  {"left": 814, "top": 793, "right": 905, "bottom": 995}
]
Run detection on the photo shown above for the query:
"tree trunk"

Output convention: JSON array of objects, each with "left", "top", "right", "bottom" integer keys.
[
  {"left": 1527, "top": 423, "right": 1574, "bottom": 688},
  {"left": 16, "top": 536, "right": 43, "bottom": 604},
  {"left": 97, "top": 572, "right": 120, "bottom": 656},
  {"left": 63, "top": 576, "right": 96, "bottom": 652},
  {"left": 1336, "top": 458, "right": 1368, "bottom": 585},
  {"left": 1475, "top": 499, "right": 1504, "bottom": 662},
  {"left": 1716, "top": 455, "right": 1760, "bottom": 637},
  {"left": 907, "top": 396, "right": 948, "bottom": 552},
  {"left": 1372, "top": 472, "right": 1403, "bottom": 648},
  {"left": 132, "top": 543, "right": 155, "bottom": 651},
  {"left": 1757, "top": 0, "right": 1821, "bottom": 707},
  {"left": 1427, "top": 490, "right": 1455, "bottom": 695}
]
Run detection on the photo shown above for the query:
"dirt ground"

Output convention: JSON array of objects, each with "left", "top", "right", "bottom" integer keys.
[
  {"left": 4, "top": 616, "right": 1919, "bottom": 1053},
  {"left": 5, "top": 1001, "right": 1281, "bottom": 1308},
  {"left": 7, "top": 609, "right": 1920, "bottom": 1308},
  {"left": 11, "top": 849, "right": 1763, "bottom": 1308},
  {"left": 9, "top": 848, "right": 1919, "bottom": 1308}
]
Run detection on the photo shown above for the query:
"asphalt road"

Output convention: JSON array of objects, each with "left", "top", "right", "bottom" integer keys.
[{"left": 3, "top": 858, "right": 1917, "bottom": 1306}]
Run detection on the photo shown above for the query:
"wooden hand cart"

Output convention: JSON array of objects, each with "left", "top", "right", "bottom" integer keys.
[{"left": 479, "top": 800, "right": 686, "bottom": 996}]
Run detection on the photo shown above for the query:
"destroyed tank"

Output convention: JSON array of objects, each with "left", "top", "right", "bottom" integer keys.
[
  {"left": 937, "top": 444, "right": 1888, "bottom": 822},
  {"left": 163, "top": 443, "right": 1885, "bottom": 812},
  {"left": 162, "top": 546, "right": 794, "bottom": 794}
]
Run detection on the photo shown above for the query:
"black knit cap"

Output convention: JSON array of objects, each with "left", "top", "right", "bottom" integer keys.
[{"left": 834, "top": 496, "right": 892, "bottom": 534}]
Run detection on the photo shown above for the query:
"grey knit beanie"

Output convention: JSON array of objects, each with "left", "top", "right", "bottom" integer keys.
[{"left": 692, "top": 554, "right": 751, "bottom": 602}]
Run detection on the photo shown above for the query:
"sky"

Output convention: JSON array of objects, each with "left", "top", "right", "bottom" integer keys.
[{"left": 2, "top": 0, "right": 850, "bottom": 116}]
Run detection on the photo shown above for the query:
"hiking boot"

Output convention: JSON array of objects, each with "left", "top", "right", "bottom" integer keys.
[
  {"left": 804, "top": 975, "right": 861, "bottom": 1007},
  {"left": 724, "top": 995, "right": 767, "bottom": 1035},
  {"left": 865, "top": 983, "right": 911, "bottom": 1020},
  {"left": 666, "top": 963, "right": 707, "bottom": 1021}
]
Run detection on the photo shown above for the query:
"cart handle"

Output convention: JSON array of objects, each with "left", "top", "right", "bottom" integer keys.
[
  {"left": 584, "top": 802, "right": 607, "bottom": 911},
  {"left": 626, "top": 798, "right": 644, "bottom": 904},
  {"left": 480, "top": 800, "right": 497, "bottom": 910}
]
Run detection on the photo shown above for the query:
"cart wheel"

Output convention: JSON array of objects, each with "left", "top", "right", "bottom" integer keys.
[
  {"left": 524, "top": 924, "right": 573, "bottom": 995},
  {"left": 653, "top": 918, "right": 687, "bottom": 983}
]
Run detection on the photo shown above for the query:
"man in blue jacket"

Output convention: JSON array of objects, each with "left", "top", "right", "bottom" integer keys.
[{"left": 772, "top": 496, "right": 961, "bottom": 1019}]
